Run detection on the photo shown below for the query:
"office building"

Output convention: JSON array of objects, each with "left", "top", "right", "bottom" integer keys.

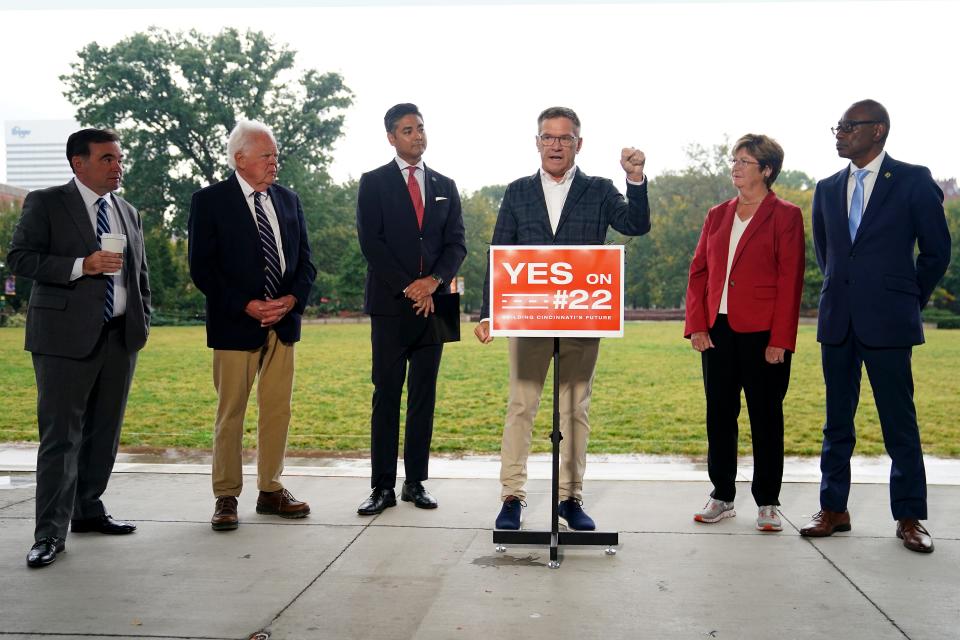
[{"left": 4, "top": 119, "right": 79, "bottom": 191}]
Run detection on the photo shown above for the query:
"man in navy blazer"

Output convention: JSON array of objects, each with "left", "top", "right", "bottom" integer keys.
[
  {"left": 802, "top": 100, "right": 951, "bottom": 553},
  {"left": 189, "top": 120, "right": 316, "bottom": 531},
  {"left": 355, "top": 103, "right": 466, "bottom": 515},
  {"left": 475, "top": 106, "right": 650, "bottom": 531}
]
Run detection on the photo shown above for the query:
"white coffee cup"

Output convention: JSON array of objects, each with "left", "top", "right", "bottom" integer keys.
[{"left": 100, "top": 233, "right": 126, "bottom": 275}]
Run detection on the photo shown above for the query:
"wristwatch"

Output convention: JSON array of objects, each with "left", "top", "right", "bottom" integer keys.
[{"left": 430, "top": 274, "right": 444, "bottom": 286}]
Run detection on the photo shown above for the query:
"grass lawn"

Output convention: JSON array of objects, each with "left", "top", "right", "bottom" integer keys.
[{"left": 1, "top": 321, "right": 958, "bottom": 457}]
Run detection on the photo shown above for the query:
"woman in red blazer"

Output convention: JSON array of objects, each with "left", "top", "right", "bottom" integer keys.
[{"left": 684, "top": 134, "right": 805, "bottom": 532}]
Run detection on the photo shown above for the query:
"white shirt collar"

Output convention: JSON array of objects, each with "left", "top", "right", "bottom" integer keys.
[
  {"left": 849, "top": 150, "right": 886, "bottom": 177},
  {"left": 539, "top": 165, "right": 578, "bottom": 185},
  {"left": 73, "top": 176, "right": 112, "bottom": 209},
  {"left": 235, "top": 172, "right": 264, "bottom": 199},
  {"left": 395, "top": 156, "right": 425, "bottom": 173}
]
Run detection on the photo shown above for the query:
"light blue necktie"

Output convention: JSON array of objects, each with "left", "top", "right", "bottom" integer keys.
[
  {"left": 95, "top": 197, "right": 114, "bottom": 322},
  {"left": 848, "top": 168, "right": 870, "bottom": 242}
]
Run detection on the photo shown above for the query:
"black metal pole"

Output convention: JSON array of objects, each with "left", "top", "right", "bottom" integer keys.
[{"left": 550, "top": 336, "right": 561, "bottom": 564}]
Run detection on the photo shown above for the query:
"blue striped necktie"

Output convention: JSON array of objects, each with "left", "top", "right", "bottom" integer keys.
[
  {"left": 254, "top": 192, "right": 282, "bottom": 299},
  {"left": 95, "top": 197, "right": 114, "bottom": 322},
  {"left": 848, "top": 168, "right": 870, "bottom": 242}
]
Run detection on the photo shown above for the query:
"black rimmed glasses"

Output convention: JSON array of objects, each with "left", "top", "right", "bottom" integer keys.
[
  {"left": 831, "top": 120, "right": 881, "bottom": 135},
  {"left": 538, "top": 134, "right": 578, "bottom": 148}
]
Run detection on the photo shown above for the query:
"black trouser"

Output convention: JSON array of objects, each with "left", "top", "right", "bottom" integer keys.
[
  {"left": 702, "top": 314, "right": 791, "bottom": 506},
  {"left": 33, "top": 321, "right": 137, "bottom": 540},
  {"left": 369, "top": 315, "right": 443, "bottom": 490}
]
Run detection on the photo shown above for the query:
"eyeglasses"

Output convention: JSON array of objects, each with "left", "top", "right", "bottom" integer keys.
[
  {"left": 538, "top": 134, "right": 578, "bottom": 148},
  {"left": 729, "top": 158, "right": 760, "bottom": 168},
  {"left": 831, "top": 120, "right": 881, "bottom": 135}
]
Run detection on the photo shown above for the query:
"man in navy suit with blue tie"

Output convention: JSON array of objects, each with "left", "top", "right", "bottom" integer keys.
[
  {"left": 801, "top": 100, "right": 951, "bottom": 553},
  {"left": 189, "top": 120, "right": 317, "bottom": 531},
  {"left": 355, "top": 103, "right": 466, "bottom": 515}
]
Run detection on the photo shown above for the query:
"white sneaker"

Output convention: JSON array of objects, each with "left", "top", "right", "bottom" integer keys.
[
  {"left": 693, "top": 498, "right": 735, "bottom": 523},
  {"left": 756, "top": 505, "right": 782, "bottom": 531}
]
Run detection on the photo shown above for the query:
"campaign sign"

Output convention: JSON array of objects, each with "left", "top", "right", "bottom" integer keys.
[{"left": 489, "top": 245, "right": 624, "bottom": 338}]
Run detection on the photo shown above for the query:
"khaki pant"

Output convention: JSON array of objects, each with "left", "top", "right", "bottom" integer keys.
[
  {"left": 500, "top": 337, "right": 600, "bottom": 501},
  {"left": 211, "top": 330, "right": 294, "bottom": 497}
]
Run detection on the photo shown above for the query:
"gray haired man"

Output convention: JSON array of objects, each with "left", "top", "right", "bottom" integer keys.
[{"left": 188, "top": 120, "right": 317, "bottom": 531}]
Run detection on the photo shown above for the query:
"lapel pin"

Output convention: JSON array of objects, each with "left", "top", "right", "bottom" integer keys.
[{"left": 884, "top": 171, "right": 892, "bottom": 178}]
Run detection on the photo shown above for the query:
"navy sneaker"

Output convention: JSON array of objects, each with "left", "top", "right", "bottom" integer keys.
[
  {"left": 495, "top": 496, "right": 524, "bottom": 530},
  {"left": 558, "top": 498, "right": 596, "bottom": 530}
]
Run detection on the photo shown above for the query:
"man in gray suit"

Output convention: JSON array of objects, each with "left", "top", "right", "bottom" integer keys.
[{"left": 8, "top": 128, "right": 151, "bottom": 568}]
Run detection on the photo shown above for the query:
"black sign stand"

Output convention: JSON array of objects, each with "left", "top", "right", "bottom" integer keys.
[{"left": 492, "top": 337, "right": 619, "bottom": 569}]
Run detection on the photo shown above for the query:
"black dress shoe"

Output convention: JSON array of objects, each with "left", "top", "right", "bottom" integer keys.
[
  {"left": 401, "top": 481, "right": 438, "bottom": 509},
  {"left": 357, "top": 488, "right": 396, "bottom": 515},
  {"left": 27, "top": 537, "right": 65, "bottom": 568},
  {"left": 71, "top": 514, "right": 137, "bottom": 535}
]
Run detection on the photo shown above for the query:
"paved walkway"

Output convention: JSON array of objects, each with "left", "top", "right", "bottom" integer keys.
[{"left": 1, "top": 445, "right": 957, "bottom": 640}]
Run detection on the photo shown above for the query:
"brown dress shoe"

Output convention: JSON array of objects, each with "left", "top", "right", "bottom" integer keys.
[
  {"left": 897, "top": 519, "right": 934, "bottom": 553},
  {"left": 256, "top": 488, "right": 310, "bottom": 518},
  {"left": 211, "top": 496, "right": 239, "bottom": 531},
  {"left": 799, "top": 509, "right": 851, "bottom": 537}
]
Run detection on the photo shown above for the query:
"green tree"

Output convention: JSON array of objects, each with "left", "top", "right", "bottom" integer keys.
[
  {"left": 60, "top": 27, "right": 353, "bottom": 315},
  {"left": 768, "top": 184, "right": 818, "bottom": 310},
  {"left": 0, "top": 200, "right": 20, "bottom": 259},
  {"left": 0, "top": 199, "right": 30, "bottom": 313},
  {"left": 934, "top": 197, "right": 960, "bottom": 312},
  {"left": 459, "top": 185, "right": 505, "bottom": 313},
  {"left": 295, "top": 175, "right": 364, "bottom": 311}
]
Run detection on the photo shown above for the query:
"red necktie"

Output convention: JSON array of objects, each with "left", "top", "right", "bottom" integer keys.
[{"left": 407, "top": 166, "right": 424, "bottom": 229}]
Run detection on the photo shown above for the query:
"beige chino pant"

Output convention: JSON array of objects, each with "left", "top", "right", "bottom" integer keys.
[
  {"left": 211, "top": 330, "right": 294, "bottom": 497},
  {"left": 500, "top": 337, "right": 600, "bottom": 502}
]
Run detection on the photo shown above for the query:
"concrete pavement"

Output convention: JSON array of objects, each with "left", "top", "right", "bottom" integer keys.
[{"left": 1, "top": 445, "right": 957, "bottom": 640}]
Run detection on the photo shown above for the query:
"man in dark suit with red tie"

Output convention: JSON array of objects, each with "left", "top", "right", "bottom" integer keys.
[
  {"left": 355, "top": 103, "right": 466, "bottom": 515},
  {"left": 802, "top": 99, "right": 951, "bottom": 553},
  {"left": 189, "top": 120, "right": 316, "bottom": 531}
]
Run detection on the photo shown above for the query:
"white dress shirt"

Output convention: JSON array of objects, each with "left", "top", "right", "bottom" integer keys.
[
  {"left": 846, "top": 150, "right": 887, "bottom": 217},
  {"left": 540, "top": 165, "right": 578, "bottom": 234},
  {"left": 236, "top": 173, "right": 287, "bottom": 275},
  {"left": 70, "top": 177, "right": 126, "bottom": 316}
]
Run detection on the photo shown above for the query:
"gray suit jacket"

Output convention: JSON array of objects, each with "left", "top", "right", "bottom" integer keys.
[{"left": 7, "top": 179, "right": 151, "bottom": 358}]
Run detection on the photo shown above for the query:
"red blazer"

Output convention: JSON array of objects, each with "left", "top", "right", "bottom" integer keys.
[{"left": 684, "top": 191, "right": 805, "bottom": 351}]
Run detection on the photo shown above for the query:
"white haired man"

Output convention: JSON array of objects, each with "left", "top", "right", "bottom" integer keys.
[{"left": 188, "top": 120, "right": 317, "bottom": 530}]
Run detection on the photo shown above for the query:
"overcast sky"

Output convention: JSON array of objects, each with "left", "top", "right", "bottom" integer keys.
[{"left": 1, "top": 1, "right": 958, "bottom": 192}]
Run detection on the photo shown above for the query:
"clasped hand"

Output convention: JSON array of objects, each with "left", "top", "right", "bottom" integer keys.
[
  {"left": 245, "top": 295, "right": 296, "bottom": 327},
  {"left": 404, "top": 276, "right": 439, "bottom": 317}
]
